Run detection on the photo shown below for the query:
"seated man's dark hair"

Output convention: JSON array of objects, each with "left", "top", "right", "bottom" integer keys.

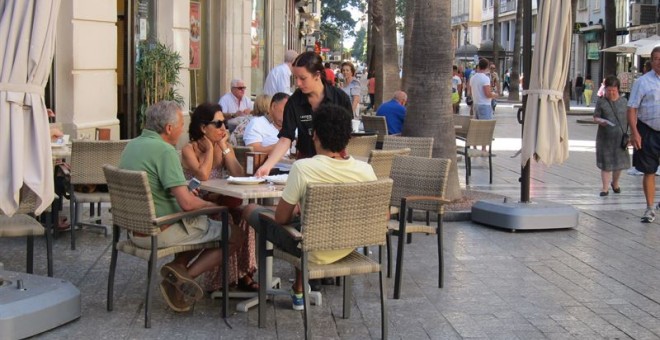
[{"left": 312, "top": 104, "right": 352, "bottom": 153}]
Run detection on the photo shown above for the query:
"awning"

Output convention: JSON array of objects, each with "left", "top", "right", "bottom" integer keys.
[
  {"left": 579, "top": 24, "right": 603, "bottom": 32},
  {"left": 601, "top": 35, "right": 660, "bottom": 55}
]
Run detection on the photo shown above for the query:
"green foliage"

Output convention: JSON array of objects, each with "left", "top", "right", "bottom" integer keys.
[
  {"left": 320, "top": 0, "right": 364, "bottom": 49},
  {"left": 135, "top": 41, "right": 184, "bottom": 128},
  {"left": 351, "top": 27, "right": 367, "bottom": 62}
]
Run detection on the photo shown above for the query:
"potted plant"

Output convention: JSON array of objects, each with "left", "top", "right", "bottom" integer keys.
[{"left": 135, "top": 41, "right": 184, "bottom": 128}]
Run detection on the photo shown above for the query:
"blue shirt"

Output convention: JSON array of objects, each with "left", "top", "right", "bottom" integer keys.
[
  {"left": 628, "top": 71, "right": 660, "bottom": 130},
  {"left": 376, "top": 99, "right": 406, "bottom": 134}
]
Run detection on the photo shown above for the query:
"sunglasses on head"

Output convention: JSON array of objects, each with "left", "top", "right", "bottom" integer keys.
[{"left": 204, "top": 120, "right": 227, "bottom": 128}]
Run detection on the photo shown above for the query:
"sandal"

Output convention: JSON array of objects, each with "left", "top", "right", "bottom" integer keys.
[
  {"left": 237, "top": 275, "right": 259, "bottom": 292},
  {"left": 55, "top": 217, "right": 71, "bottom": 231}
]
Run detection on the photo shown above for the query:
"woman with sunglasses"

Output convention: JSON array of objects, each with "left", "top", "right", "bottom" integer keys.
[
  {"left": 181, "top": 102, "right": 258, "bottom": 292},
  {"left": 255, "top": 51, "right": 353, "bottom": 177}
]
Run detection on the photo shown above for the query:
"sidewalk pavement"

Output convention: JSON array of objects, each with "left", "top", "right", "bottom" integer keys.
[{"left": 2, "top": 103, "right": 660, "bottom": 339}]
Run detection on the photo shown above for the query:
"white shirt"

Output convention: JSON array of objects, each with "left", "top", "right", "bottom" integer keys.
[
  {"left": 470, "top": 72, "right": 492, "bottom": 106},
  {"left": 218, "top": 92, "right": 253, "bottom": 114},
  {"left": 451, "top": 75, "right": 462, "bottom": 91},
  {"left": 263, "top": 63, "right": 292, "bottom": 96},
  {"left": 243, "top": 116, "right": 280, "bottom": 147}
]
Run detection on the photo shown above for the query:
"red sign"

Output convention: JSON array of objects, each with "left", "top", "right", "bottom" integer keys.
[{"left": 321, "top": 48, "right": 330, "bottom": 52}]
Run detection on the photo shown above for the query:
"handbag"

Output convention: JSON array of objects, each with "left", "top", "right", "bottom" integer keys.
[
  {"left": 607, "top": 100, "right": 629, "bottom": 150},
  {"left": 466, "top": 96, "right": 473, "bottom": 106}
]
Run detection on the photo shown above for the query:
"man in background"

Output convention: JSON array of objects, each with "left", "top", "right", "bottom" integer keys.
[
  {"left": 324, "top": 62, "right": 335, "bottom": 87},
  {"left": 376, "top": 91, "right": 407, "bottom": 135},
  {"left": 263, "top": 50, "right": 299, "bottom": 96},
  {"left": 219, "top": 78, "right": 254, "bottom": 131}
]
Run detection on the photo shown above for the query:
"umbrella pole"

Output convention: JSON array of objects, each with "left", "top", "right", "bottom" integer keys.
[{"left": 520, "top": 0, "right": 533, "bottom": 203}]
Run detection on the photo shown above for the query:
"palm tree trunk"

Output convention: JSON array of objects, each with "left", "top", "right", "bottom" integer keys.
[
  {"left": 401, "top": 1, "right": 414, "bottom": 94},
  {"left": 603, "top": 0, "right": 617, "bottom": 77},
  {"left": 382, "top": 0, "right": 399, "bottom": 102},
  {"left": 508, "top": 0, "right": 522, "bottom": 101},
  {"left": 405, "top": 0, "right": 460, "bottom": 199},
  {"left": 371, "top": 0, "right": 384, "bottom": 107},
  {"left": 493, "top": 0, "right": 500, "bottom": 76}
]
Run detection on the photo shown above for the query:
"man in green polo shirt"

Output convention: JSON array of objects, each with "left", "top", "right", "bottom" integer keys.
[{"left": 120, "top": 101, "right": 242, "bottom": 312}]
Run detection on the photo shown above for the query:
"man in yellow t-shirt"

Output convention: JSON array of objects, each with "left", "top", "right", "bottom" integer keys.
[{"left": 245, "top": 104, "right": 377, "bottom": 310}]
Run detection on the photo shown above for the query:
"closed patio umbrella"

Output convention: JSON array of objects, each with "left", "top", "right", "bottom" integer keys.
[
  {"left": 520, "top": 0, "right": 571, "bottom": 167},
  {"left": 0, "top": 0, "right": 61, "bottom": 216}
]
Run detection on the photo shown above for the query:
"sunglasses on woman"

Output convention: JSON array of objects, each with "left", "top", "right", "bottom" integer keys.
[{"left": 204, "top": 120, "right": 227, "bottom": 128}]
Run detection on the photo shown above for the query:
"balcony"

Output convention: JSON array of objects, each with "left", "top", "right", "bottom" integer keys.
[
  {"left": 500, "top": 0, "right": 517, "bottom": 14},
  {"left": 451, "top": 13, "right": 469, "bottom": 26}
]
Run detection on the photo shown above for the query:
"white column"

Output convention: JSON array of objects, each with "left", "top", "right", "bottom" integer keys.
[{"left": 55, "top": 0, "right": 119, "bottom": 140}]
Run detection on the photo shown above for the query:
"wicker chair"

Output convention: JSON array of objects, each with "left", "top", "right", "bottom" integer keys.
[
  {"left": 346, "top": 135, "right": 377, "bottom": 158},
  {"left": 456, "top": 119, "right": 496, "bottom": 185},
  {"left": 103, "top": 165, "right": 230, "bottom": 328},
  {"left": 454, "top": 114, "right": 472, "bottom": 139},
  {"left": 68, "top": 140, "right": 129, "bottom": 250},
  {"left": 0, "top": 187, "right": 53, "bottom": 277},
  {"left": 257, "top": 179, "right": 393, "bottom": 340},
  {"left": 382, "top": 135, "right": 434, "bottom": 158},
  {"left": 361, "top": 115, "right": 388, "bottom": 148},
  {"left": 367, "top": 148, "right": 411, "bottom": 179},
  {"left": 387, "top": 155, "right": 451, "bottom": 299}
]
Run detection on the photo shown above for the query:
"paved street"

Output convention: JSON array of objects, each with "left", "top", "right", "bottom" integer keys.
[{"left": 3, "top": 102, "right": 660, "bottom": 339}]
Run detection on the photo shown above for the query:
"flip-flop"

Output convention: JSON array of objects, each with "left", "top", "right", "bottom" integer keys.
[{"left": 237, "top": 275, "right": 259, "bottom": 292}]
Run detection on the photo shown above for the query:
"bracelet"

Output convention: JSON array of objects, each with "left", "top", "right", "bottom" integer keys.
[{"left": 222, "top": 147, "right": 231, "bottom": 155}]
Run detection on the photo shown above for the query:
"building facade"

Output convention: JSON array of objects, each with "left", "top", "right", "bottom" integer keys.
[{"left": 50, "top": 0, "right": 318, "bottom": 144}]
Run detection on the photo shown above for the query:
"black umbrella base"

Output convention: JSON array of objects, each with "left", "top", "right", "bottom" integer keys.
[
  {"left": 0, "top": 269, "right": 80, "bottom": 339},
  {"left": 471, "top": 199, "right": 579, "bottom": 231}
]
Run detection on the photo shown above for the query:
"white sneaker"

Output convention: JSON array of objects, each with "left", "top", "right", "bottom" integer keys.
[
  {"left": 642, "top": 208, "right": 656, "bottom": 223},
  {"left": 628, "top": 167, "right": 644, "bottom": 176}
]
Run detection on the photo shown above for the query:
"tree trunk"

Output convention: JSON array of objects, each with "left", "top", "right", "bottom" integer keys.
[
  {"left": 405, "top": 0, "right": 460, "bottom": 199},
  {"left": 508, "top": 0, "right": 522, "bottom": 101},
  {"left": 367, "top": 0, "right": 374, "bottom": 78},
  {"left": 493, "top": 0, "right": 500, "bottom": 75},
  {"left": 382, "top": 0, "right": 400, "bottom": 102},
  {"left": 401, "top": 1, "right": 414, "bottom": 94},
  {"left": 564, "top": 0, "right": 578, "bottom": 112},
  {"left": 603, "top": 0, "right": 617, "bottom": 77},
  {"left": 371, "top": 0, "right": 384, "bottom": 107}
]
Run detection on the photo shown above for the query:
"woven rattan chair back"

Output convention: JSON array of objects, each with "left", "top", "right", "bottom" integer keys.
[
  {"left": 300, "top": 179, "right": 393, "bottom": 253},
  {"left": 368, "top": 148, "right": 411, "bottom": 179},
  {"left": 361, "top": 115, "right": 388, "bottom": 143},
  {"left": 103, "top": 165, "right": 158, "bottom": 235},
  {"left": 454, "top": 115, "right": 472, "bottom": 139},
  {"left": 382, "top": 135, "right": 434, "bottom": 158},
  {"left": 70, "top": 140, "right": 129, "bottom": 185},
  {"left": 390, "top": 155, "right": 451, "bottom": 213},
  {"left": 465, "top": 119, "right": 496, "bottom": 147},
  {"left": 0, "top": 186, "right": 39, "bottom": 216},
  {"left": 346, "top": 135, "right": 377, "bottom": 158}
]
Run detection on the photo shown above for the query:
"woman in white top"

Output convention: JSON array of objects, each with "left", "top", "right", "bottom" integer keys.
[
  {"left": 243, "top": 92, "right": 290, "bottom": 154},
  {"left": 340, "top": 61, "right": 361, "bottom": 119}
]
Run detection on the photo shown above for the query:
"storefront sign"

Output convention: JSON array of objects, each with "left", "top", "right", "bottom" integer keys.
[
  {"left": 587, "top": 43, "right": 600, "bottom": 60},
  {"left": 189, "top": 2, "right": 201, "bottom": 70}
]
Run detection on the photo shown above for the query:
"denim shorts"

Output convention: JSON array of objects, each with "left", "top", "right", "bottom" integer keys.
[{"left": 475, "top": 104, "right": 494, "bottom": 120}]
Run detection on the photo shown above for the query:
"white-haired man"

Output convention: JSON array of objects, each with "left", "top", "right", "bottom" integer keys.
[
  {"left": 218, "top": 78, "right": 254, "bottom": 131},
  {"left": 263, "top": 50, "right": 299, "bottom": 96}
]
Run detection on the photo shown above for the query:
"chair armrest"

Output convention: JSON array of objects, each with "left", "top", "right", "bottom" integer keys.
[
  {"left": 404, "top": 195, "right": 451, "bottom": 205},
  {"left": 153, "top": 206, "right": 228, "bottom": 226},
  {"left": 258, "top": 212, "right": 302, "bottom": 241}
]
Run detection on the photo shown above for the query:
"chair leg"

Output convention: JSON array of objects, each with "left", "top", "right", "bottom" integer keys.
[
  {"left": 406, "top": 208, "right": 413, "bottom": 244},
  {"left": 107, "top": 226, "right": 120, "bottom": 312},
  {"left": 144, "top": 235, "right": 157, "bottom": 328},
  {"left": 221, "top": 211, "right": 229, "bottom": 318},
  {"left": 343, "top": 276, "right": 352, "bottom": 319},
  {"left": 489, "top": 148, "right": 493, "bottom": 184},
  {"left": 466, "top": 155, "right": 471, "bottom": 186},
  {"left": 437, "top": 215, "right": 444, "bottom": 289},
  {"left": 44, "top": 211, "right": 53, "bottom": 277},
  {"left": 386, "top": 233, "right": 393, "bottom": 278},
  {"left": 258, "top": 227, "right": 268, "bottom": 328},
  {"left": 69, "top": 196, "right": 77, "bottom": 250},
  {"left": 301, "top": 255, "right": 312, "bottom": 340},
  {"left": 26, "top": 235, "right": 34, "bottom": 274},
  {"left": 393, "top": 205, "right": 408, "bottom": 299},
  {"left": 379, "top": 268, "right": 388, "bottom": 340}
]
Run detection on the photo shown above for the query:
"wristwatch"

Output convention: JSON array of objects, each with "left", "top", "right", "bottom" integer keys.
[{"left": 222, "top": 147, "right": 231, "bottom": 155}]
